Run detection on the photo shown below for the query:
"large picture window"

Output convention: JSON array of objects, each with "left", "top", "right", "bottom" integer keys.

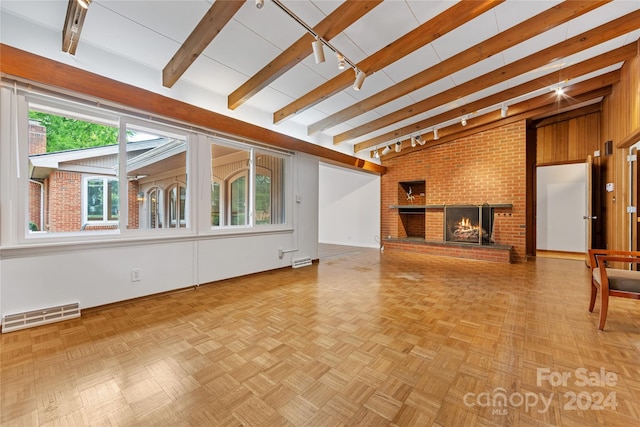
[
  {"left": 210, "top": 141, "right": 288, "bottom": 228},
  {"left": 11, "top": 88, "right": 290, "bottom": 242}
]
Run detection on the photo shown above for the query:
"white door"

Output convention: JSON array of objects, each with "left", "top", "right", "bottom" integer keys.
[{"left": 537, "top": 163, "right": 588, "bottom": 253}]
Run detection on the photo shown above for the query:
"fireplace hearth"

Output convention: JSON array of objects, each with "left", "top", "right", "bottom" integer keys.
[{"left": 444, "top": 204, "right": 494, "bottom": 245}]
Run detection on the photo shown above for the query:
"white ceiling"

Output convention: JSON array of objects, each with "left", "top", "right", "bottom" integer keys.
[{"left": 1, "top": 0, "right": 639, "bottom": 162}]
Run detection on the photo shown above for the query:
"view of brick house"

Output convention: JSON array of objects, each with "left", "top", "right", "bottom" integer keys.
[{"left": 28, "top": 120, "right": 186, "bottom": 233}]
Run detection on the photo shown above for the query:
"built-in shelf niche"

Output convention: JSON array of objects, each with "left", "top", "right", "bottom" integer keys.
[{"left": 396, "top": 181, "right": 425, "bottom": 238}]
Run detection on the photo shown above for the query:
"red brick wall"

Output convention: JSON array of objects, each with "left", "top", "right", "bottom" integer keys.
[
  {"left": 29, "top": 121, "right": 47, "bottom": 155},
  {"left": 47, "top": 171, "right": 82, "bottom": 232},
  {"left": 28, "top": 181, "right": 42, "bottom": 230},
  {"left": 381, "top": 122, "right": 527, "bottom": 262}
]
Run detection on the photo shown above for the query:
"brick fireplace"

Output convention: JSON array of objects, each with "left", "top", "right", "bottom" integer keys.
[{"left": 381, "top": 122, "right": 527, "bottom": 263}]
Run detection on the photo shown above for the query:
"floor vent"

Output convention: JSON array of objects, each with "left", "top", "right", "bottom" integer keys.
[
  {"left": 2, "top": 303, "right": 80, "bottom": 333},
  {"left": 292, "top": 257, "right": 312, "bottom": 268}
]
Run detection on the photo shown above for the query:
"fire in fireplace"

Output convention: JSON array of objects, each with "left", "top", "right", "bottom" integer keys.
[{"left": 444, "top": 205, "right": 494, "bottom": 245}]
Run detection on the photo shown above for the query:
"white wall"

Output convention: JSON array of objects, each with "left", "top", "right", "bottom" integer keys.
[{"left": 318, "top": 162, "right": 380, "bottom": 248}]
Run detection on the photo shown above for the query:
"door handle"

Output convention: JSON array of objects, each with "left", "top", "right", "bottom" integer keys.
[{"left": 583, "top": 216, "right": 597, "bottom": 220}]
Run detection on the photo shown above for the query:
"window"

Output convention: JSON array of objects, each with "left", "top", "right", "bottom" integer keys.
[
  {"left": 168, "top": 184, "right": 187, "bottom": 228},
  {"left": 255, "top": 152, "right": 285, "bottom": 225},
  {"left": 84, "top": 177, "right": 119, "bottom": 224},
  {"left": 27, "top": 98, "right": 120, "bottom": 233},
  {"left": 125, "top": 121, "right": 189, "bottom": 231},
  {"left": 210, "top": 141, "right": 288, "bottom": 228},
  {"left": 10, "top": 87, "right": 290, "bottom": 242}
]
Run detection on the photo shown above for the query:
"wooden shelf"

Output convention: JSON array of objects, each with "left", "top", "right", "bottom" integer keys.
[{"left": 390, "top": 203, "right": 513, "bottom": 210}]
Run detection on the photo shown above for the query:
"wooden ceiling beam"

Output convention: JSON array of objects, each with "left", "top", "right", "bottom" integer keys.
[
  {"left": 379, "top": 86, "right": 613, "bottom": 160},
  {"left": 354, "top": 42, "right": 636, "bottom": 152},
  {"left": 228, "top": 0, "right": 382, "bottom": 111},
  {"left": 336, "top": 8, "right": 640, "bottom": 145},
  {"left": 272, "top": 0, "right": 501, "bottom": 124},
  {"left": 62, "top": 0, "right": 88, "bottom": 55},
  {"left": 315, "top": 0, "right": 608, "bottom": 138},
  {"left": 0, "top": 44, "right": 385, "bottom": 175},
  {"left": 162, "top": 0, "right": 244, "bottom": 88}
]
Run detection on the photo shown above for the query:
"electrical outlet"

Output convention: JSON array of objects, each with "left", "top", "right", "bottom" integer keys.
[{"left": 131, "top": 268, "right": 141, "bottom": 282}]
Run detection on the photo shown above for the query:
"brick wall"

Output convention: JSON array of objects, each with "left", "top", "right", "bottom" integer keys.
[
  {"left": 47, "top": 171, "right": 82, "bottom": 232},
  {"left": 381, "top": 121, "right": 527, "bottom": 262},
  {"left": 29, "top": 121, "right": 47, "bottom": 155}
]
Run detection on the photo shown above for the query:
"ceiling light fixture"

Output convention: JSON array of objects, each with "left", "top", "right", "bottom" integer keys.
[
  {"left": 353, "top": 69, "right": 366, "bottom": 91},
  {"left": 382, "top": 145, "right": 392, "bottom": 156},
  {"left": 501, "top": 104, "right": 508, "bottom": 118},
  {"left": 417, "top": 135, "right": 425, "bottom": 146},
  {"left": 312, "top": 36, "right": 325, "bottom": 64},
  {"left": 77, "top": 0, "right": 91, "bottom": 8},
  {"left": 395, "top": 141, "right": 402, "bottom": 153},
  {"left": 268, "top": 0, "right": 364, "bottom": 90},
  {"left": 461, "top": 116, "right": 467, "bottom": 126},
  {"left": 411, "top": 136, "right": 417, "bottom": 147},
  {"left": 433, "top": 128, "right": 439, "bottom": 140},
  {"left": 373, "top": 148, "right": 380, "bottom": 159}
]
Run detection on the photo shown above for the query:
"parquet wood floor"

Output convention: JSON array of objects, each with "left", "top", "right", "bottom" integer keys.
[{"left": 2, "top": 246, "right": 640, "bottom": 426}]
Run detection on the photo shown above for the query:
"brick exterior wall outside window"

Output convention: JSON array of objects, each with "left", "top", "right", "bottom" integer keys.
[{"left": 381, "top": 121, "right": 527, "bottom": 262}]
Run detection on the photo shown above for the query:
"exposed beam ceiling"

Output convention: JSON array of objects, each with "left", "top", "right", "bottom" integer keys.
[
  {"left": 2, "top": 0, "right": 638, "bottom": 166},
  {"left": 162, "top": 0, "right": 244, "bottom": 88},
  {"left": 336, "top": 8, "right": 640, "bottom": 145},
  {"left": 354, "top": 41, "right": 638, "bottom": 153},
  {"left": 318, "top": 0, "right": 608, "bottom": 139},
  {"left": 273, "top": 0, "right": 502, "bottom": 124},
  {"left": 228, "top": 0, "right": 382, "bottom": 111}
]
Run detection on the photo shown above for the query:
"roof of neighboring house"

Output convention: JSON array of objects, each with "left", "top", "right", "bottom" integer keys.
[{"left": 28, "top": 139, "right": 175, "bottom": 180}]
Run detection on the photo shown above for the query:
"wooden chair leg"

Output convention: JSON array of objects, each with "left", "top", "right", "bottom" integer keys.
[
  {"left": 598, "top": 291, "right": 609, "bottom": 331},
  {"left": 589, "top": 280, "right": 598, "bottom": 312}
]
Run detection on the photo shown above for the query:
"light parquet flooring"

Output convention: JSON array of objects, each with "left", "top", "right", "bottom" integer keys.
[{"left": 2, "top": 247, "right": 640, "bottom": 426}]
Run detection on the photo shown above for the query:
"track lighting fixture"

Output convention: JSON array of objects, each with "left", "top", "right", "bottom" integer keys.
[
  {"left": 382, "top": 145, "right": 392, "bottom": 156},
  {"left": 501, "top": 104, "right": 508, "bottom": 118},
  {"left": 77, "top": 0, "right": 91, "bottom": 8},
  {"left": 555, "top": 86, "right": 564, "bottom": 95},
  {"left": 411, "top": 136, "right": 417, "bottom": 147},
  {"left": 417, "top": 135, "right": 425, "bottom": 145},
  {"left": 373, "top": 149, "right": 380, "bottom": 159},
  {"left": 395, "top": 141, "right": 402, "bottom": 153},
  {"left": 255, "top": 0, "right": 264, "bottom": 9},
  {"left": 312, "top": 36, "right": 325, "bottom": 64},
  {"left": 337, "top": 53, "right": 346, "bottom": 70},
  {"left": 353, "top": 70, "right": 366, "bottom": 91},
  {"left": 433, "top": 128, "right": 439, "bottom": 140},
  {"left": 461, "top": 115, "right": 467, "bottom": 127}
]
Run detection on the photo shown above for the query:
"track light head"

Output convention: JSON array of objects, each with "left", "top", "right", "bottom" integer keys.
[
  {"left": 353, "top": 70, "right": 366, "bottom": 91},
  {"left": 373, "top": 149, "right": 380, "bottom": 159},
  {"left": 501, "top": 104, "right": 508, "bottom": 118},
  {"left": 77, "top": 0, "right": 91, "bottom": 8},
  {"left": 417, "top": 135, "right": 425, "bottom": 146},
  {"left": 411, "top": 136, "right": 417, "bottom": 147},
  {"left": 433, "top": 128, "right": 439, "bottom": 140},
  {"left": 395, "top": 141, "right": 402, "bottom": 153},
  {"left": 381, "top": 145, "right": 392, "bottom": 156},
  {"left": 336, "top": 53, "right": 346, "bottom": 70},
  {"left": 461, "top": 116, "right": 467, "bottom": 127},
  {"left": 311, "top": 37, "right": 325, "bottom": 64},
  {"left": 255, "top": 0, "right": 264, "bottom": 9}
]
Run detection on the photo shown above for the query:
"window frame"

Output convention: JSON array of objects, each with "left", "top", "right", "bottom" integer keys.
[{"left": 2, "top": 85, "right": 294, "bottom": 247}]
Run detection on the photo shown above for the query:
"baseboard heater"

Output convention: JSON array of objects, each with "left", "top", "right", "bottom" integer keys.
[
  {"left": 2, "top": 303, "right": 80, "bottom": 333},
  {"left": 292, "top": 257, "right": 312, "bottom": 268}
]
